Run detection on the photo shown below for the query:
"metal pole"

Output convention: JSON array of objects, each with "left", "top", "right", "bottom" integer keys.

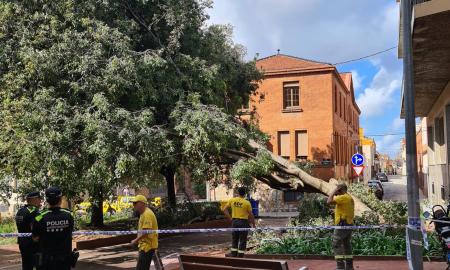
[{"left": 401, "top": 0, "right": 423, "bottom": 269}]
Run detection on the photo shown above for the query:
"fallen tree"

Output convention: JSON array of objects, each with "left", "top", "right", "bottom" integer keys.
[{"left": 224, "top": 140, "right": 372, "bottom": 216}]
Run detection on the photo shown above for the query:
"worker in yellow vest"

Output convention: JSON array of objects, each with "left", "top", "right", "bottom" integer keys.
[
  {"left": 223, "top": 187, "right": 255, "bottom": 257},
  {"left": 327, "top": 183, "right": 355, "bottom": 270}
]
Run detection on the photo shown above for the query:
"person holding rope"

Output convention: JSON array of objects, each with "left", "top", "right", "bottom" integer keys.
[
  {"left": 223, "top": 187, "right": 256, "bottom": 258},
  {"left": 130, "top": 195, "right": 159, "bottom": 270},
  {"left": 327, "top": 183, "right": 355, "bottom": 270},
  {"left": 15, "top": 191, "right": 42, "bottom": 270}
]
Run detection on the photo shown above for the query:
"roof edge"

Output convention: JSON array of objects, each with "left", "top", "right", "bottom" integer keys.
[{"left": 257, "top": 53, "right": 333, "bottom": 66}]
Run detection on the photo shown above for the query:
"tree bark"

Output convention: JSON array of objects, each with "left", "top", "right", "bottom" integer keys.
[
  {"left": 161, "top": 166, "right": 177, "bottom": 208},
  {"left": 90, "top": 191, "right": 104, "bottom": 227}
]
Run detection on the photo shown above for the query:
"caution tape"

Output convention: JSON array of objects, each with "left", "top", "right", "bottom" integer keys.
[{"left": 0, "top": 224, "right": 404, "bottom": 238}]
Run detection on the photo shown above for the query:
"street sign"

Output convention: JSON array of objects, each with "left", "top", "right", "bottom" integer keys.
[
  {"left": 352, "top": 166, "right": 364, "bottom": 176},
  {"left": 351, "top": 153, "right": 364, "bottom": 166}
]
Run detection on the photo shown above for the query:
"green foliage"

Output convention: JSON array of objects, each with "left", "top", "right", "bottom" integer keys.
[
  {"left": 0, "top": 217, "right": 17, "bottom": 245},
  {"left": 0, "top": 0, "right": 261, "bottom": 212},
  {"left": 154, "top": 201, "right": 222, "bottom": 228},
  {"left": 0, "top": 177, "right": 12, "bottom": 203},
  {"left": 292, "top": 193, "right": 332, "bottom": 224},
  {"left": 255, "top": 229, "right": 441, "bottom": 257},
  {"left": 349, "top": 183, "right": 408, "bottom": 224},
  {"left": 230, "top": 149, "right": 275, "bottom": 188}
]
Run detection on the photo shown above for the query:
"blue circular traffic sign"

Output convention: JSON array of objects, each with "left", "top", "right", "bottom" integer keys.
[{"left": 351, "top": 153, "right": 364, "bottom": 166}]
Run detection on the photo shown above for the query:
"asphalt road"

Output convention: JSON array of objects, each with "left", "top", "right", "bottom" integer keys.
[{"left": 382, "top": 175, "right": 408, "bottom": 202}]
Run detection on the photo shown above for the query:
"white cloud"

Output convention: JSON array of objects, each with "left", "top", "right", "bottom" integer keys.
[
  {"left": 351, "top": 70, "right": 363, "bottom": 92},
  {"left": 208, "top": 0, "right": 400, "bottom": 63},
  {"left": 374, "top": 118, "right": 405, "bottom": 157},
  {"left": 390, "top": 117, "right": 405, "bottom": 131},
  {"left": 356, "top": 65, "right": 401, "bottom": 117}
]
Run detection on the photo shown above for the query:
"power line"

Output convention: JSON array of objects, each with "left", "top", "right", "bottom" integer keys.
[
  {"left": 365, "top": 133, "right": 405, "bottom": 137},
  {"left": 333, "top": 46, "right": 398, "bottom": 65}
]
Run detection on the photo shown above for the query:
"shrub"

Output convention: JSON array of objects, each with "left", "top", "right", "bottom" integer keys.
[{"left": 293, "top": 193, "right": 332, "bottom": 224}]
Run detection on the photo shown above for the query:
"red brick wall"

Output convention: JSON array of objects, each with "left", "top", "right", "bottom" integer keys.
[{"left": 250, "top": 72, "right": 334, "bottom": 166}]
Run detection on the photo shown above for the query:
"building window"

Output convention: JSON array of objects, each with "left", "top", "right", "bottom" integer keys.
[
  {"left": 278, "top": 131, "right": 290, "bottom": 159},
  {"left": 428, "top": 126, "right": 434, "bottom": 151},
  {"left": 334, "top": 87, "right": 338, "bottom": 113},
  {"left": 295, "top": 131, "right": 308, "bottom": 160},
  {"left": 442, "top": 185, "right": 446, "bottom": 200},
  {"left": 339, "top": 92, "right": 342, "bottom": 118},
  {"left": 432, "top": 182, "right": 435, "bottom": 194},
  {"left": 284, "top": 191, "right": 303, "bottom": 202},
  {"left": 343, "top": 99, "right": 346, "bottom": 122},
  {"left": 283, "top": 82, "right": 299, "bottom": 110}
]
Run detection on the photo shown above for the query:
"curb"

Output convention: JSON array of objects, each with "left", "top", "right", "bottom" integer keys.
[{"left": 244, "top": 254, "right": 445, "bottom": 262}]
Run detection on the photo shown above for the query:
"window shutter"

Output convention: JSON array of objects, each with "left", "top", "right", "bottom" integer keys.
[
  {"left": 296, "top": 131, "right": 308, "bottom": 157},
  {"left": 279, "top": 132, "right": 290, "bottom": 158}
]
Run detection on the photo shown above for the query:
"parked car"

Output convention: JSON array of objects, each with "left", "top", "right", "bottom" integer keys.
[
  {"left": 376, "top": 172, "right": 389, "bottom": 182},
  {"left": 368, "top": 179, "right": 384, "bottom": 200}
]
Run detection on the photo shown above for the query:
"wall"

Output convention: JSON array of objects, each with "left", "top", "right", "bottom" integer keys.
[
  {"left": 332, "top": 77, "right": 360, "bottom": 181},
  {"left": 250, "top": 72, "right": 335, "bottom": 180},
  {"left": 426, "top": 80, "right": 450, "bottom": 204}
]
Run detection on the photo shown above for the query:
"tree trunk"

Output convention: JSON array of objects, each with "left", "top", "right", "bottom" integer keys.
[
  {"left": 162, "top": 166, "right": 177, "bottom": 208},
  {"left": 224, "top": 140, "right": 372, "bottom": 216},
  {"left": 182, "top": 165, "right": 196, "bottom": 200},
  {"left": 90, "top": 192, "right": 104, "bottom": 227}
]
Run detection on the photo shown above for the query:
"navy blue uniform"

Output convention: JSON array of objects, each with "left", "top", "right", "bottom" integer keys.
[
  {"left": 15, "top": 205, "right": 39, "bottom": 270},
  {"left": 32, "top": 207, "right": 74, "bottom": 270}
]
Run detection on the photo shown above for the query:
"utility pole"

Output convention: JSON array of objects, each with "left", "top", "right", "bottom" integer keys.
[{"left": 401, "top": 0, "right": 423, "bottom": 269}]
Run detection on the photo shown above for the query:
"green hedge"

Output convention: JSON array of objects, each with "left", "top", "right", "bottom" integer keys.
[{"left": 256, "top": 229, "right": 441, "bottom": 257}]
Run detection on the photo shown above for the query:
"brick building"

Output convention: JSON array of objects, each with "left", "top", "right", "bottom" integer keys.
[
  {"left": 241, "top": 54, "right": 361, "bottom": 181},
  {"left": 208, "top": 54, "right": 361, "bottom": 212}
]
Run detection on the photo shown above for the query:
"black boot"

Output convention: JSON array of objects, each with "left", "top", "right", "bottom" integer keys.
[
  {"left": 225, "top": 250, "right": 238, "bottom": 257},
  {"left": 336, "top": 259, "right": 345, "bottom": 270},
  {"left": 237, "top": 252, "right": 244, "bottom": 258},
  {"left": 345, "top": 259, "right": 354, "bottom": 270}
]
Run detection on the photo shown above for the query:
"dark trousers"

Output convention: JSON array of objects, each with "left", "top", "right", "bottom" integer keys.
[
  {"left": 231, "top": 219, "right": 250, "bottom": 257},
  {"left": 41, "top": 256, "right": 71, "bottom": 270},
  {"left": 19, "top": 245, "right": 34, "bottom": 270},
  {"left": 136, "top": 249, "right": 155, "bottom": 270},
  {"left": 332, "top": 227, "right": 353, "bottom": 263}
]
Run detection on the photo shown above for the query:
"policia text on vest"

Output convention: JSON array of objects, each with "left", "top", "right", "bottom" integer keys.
[
  {"left": 31, "top": 187, "right": 78, "bottom": 270},
  {"left": 223, "top": 187, "right": 256, "bottom": 258}
]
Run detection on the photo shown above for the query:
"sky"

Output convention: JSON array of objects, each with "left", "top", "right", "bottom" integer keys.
[{"left": 207, "top": 0, "right": 405, "bottom": 158}]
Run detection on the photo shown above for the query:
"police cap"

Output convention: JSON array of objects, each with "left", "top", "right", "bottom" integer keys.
[
  {"left": 45, "top": 186, "right": 62, "bottom": 199},
  {"left": 26, "top": 191, "right": 41, "bottom": 199}
]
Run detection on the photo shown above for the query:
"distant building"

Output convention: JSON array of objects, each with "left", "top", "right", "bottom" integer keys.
[
  {"left": 359, "top": 128, "right": 377, "bottom": 183},
  {"left": 401, "top": 139, "right": 407, "bottom": 176},
  {"left": 416, "top": 119, "right": 428, "bottom": 198}
]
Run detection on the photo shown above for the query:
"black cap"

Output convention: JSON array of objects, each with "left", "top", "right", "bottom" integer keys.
[
  {"left": 26, "top": 191, "right": 41, "bottom": 199},
  {"left": 45, "top": 187, "right": 62, "bottom": 199}
]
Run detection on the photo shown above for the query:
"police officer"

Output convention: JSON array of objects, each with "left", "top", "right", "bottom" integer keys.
[
  {"left": 223, "top": 187, "right": 256, "bottom": 257},
  {"left": 15, "top": 191, "right": 42, "bottom": 270},
  {"left": 32, "top": 187, "right": 74, "bottom": 270}
]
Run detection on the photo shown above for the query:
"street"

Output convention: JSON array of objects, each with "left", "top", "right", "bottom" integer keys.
[
  {"left": 382, "top": 174, "right": 424, "bottom": 202},
  {"left": 382, "top": 175, "right": 407, "bottom": 202}
]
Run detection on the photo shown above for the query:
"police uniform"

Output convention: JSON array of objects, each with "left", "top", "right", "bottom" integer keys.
[
  {"left": 15, "top": 192, "right": 40, "bottom": 270},
  {"left": 226, "top": 197, "right": 252, "bottom": 257},
  {"left": 32, "top": 187, "right": 74, "bottom": 270}
]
